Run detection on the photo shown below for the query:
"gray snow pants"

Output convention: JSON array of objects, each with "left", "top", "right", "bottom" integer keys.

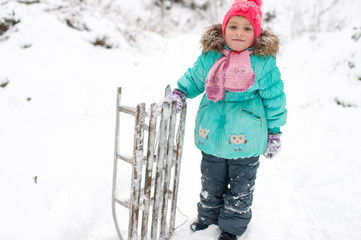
[{"left": 197, "top": 151, "right": 260, "bottom": 236}]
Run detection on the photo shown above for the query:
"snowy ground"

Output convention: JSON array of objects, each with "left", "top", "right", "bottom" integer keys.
[{"left": 1, "top": 1, "right": 361, "bottom": 240}]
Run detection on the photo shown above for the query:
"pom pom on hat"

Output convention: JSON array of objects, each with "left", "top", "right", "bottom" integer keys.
[
  {"left": 248, "top": 0, "right": 263, "bottom": 7},
  {"left": 222, "top": 0, "right": 263, "bottom": 44}
]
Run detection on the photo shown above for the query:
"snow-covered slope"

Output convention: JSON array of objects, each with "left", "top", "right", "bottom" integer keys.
[{"left": 1, "top": 1, "right": 361, "bottom": 240}]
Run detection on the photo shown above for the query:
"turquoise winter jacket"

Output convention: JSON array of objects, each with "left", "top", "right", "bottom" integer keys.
[{"left": 177, "top": 24, "right": 287, "bottom": 159}]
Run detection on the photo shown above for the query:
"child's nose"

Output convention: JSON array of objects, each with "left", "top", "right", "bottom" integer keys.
[{"left": 235, "top": 30, "right": 243, "bottom": 36}]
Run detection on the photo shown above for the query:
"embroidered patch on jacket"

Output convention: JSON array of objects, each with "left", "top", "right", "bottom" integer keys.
[
  {"left": 228, "top": 133, "right": 248, "bottom": 151},
  {"left": 196, "top": 126, "right": 210, "bottom": 145}
]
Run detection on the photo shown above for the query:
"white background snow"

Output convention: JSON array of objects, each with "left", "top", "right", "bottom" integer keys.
[{"left": 1, "top": 0, "right": 361, "bottom": 239}]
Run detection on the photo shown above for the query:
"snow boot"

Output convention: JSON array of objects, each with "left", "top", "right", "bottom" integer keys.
[
  {"left": 190, "top": 221, "right": 209, "bottom": 232},
  {"left": 218, "top": 231, "right": 237, "bottom": 240}
]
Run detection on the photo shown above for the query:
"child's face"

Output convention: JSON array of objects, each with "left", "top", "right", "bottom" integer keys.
[{"left": 224, "top": 16, "right": 254, "bottom": 51}]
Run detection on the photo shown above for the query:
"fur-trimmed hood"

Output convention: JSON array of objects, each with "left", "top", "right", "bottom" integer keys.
[{"left": 200, "top": 24, "right": 279, "bottom": 57}]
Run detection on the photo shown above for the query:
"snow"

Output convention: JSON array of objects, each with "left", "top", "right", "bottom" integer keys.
[{"left": 1, "top": 0, "right": 361, "bottom": 240}]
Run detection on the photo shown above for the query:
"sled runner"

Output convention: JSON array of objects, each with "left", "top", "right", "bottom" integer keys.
[{"left": 112, "top": 86, "right": 187, "bottom": 240}]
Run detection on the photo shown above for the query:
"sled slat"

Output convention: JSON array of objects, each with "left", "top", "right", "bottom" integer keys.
[
  {"left": 128, "top": 103, "right": 146, "bottom": 240},
  {"left": 141, "top": 103, "right": 158, "bottom": 240},
  {"left": 160, "top": 101, "right": 177, "bottom": 238},
  {"left": 151, "top": 102, "right": 170, "bottom": 240},
  {"left": 169, "top": 103, "right": 187, "bottom": 234}
]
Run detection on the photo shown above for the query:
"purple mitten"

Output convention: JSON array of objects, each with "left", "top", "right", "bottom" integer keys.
[
  {"left": 160, "top": 89, "right": 186, "bottom": 112},
  {"left": 263, "top": 132, "right": 282, "bottom": 159}
]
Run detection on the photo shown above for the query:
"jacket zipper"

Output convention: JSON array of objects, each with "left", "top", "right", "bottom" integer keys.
[{"left": 217, "top": 102, "right": 226, "bottom": 157}]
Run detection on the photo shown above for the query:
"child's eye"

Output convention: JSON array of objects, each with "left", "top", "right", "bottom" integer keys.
[
  {"left": 245, "top": 27, "right": 253, "bottom": 31},
  {"left": 229, "top": 25, "right": 237, "bottom": 30}
]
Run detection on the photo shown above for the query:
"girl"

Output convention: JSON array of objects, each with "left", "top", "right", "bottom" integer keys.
[{"left": 163, "top": 0, "right": 287, "bottom": 239}]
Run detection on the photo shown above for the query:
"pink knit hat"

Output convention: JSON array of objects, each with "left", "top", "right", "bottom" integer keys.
[{"left": 222, "top": 0, "right": 263, "bottom": 43}]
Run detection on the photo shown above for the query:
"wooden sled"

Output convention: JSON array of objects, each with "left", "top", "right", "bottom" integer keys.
[{"left": 112, "top": 86, "right": 187, "bottom": 240}]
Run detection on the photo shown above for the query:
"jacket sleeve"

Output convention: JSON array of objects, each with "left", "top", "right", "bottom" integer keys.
[
  {"left": 258, "top": 56, "right": 287, "bottom": 133},
  {"left": 176, "top": 52, "right": 211, "bottom": 99}
]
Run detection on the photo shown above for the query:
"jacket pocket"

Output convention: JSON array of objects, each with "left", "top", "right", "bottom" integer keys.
[
  {"left": 241, "top": 108, "right": 264, "bottom": 126},
  {"left": 195, "top": 102, "right": 210, "bottom": 130}
]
